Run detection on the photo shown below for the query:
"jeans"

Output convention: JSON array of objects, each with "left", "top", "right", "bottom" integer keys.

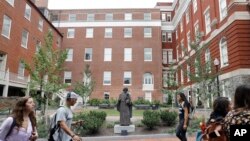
[{"left": 176, "top": 119, "right": 188, "bottom": 141}]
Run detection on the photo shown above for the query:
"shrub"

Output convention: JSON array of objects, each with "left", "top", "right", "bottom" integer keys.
[
  {"left": 88, "top": 98, "right": 101, "bottom": 106},
  {"left": 37, "top": 119, "right": 48, "bottom": 138},
  {"left": 141, "top": 110, "right": 160, "bottom": 129},
  {"left": 133, "top": 98, "right": 151, "bottom": 105},
  {"left": 160, "top": 110, "right": 178, "bottom": 126},
  {"left": 89, "top": 110, "right": 107, "bottom": 121}
]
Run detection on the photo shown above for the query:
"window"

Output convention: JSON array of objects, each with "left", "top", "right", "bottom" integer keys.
[
  {"left": 124, "top": 48, "right": 132, "bottom": 61},
  {"left": 145, "top": 92, "right": 152, "bottom": 102},
  {"left": 162, "top": 32, "right": 166, "bottom": 42},
  {"left": 104, "top": 48, "right": 112, "bottom": 61},
  {"left": 104, "top": 92, "right": 110, "bottom": 100},
  {"left": 144, "top": 13, "right": 151, "bottom": 20},
  {"left": 51, "top": 14, "right": 59, "bottom": 21},
  {"left": 176, "top": 30, "right": 178, "bottom": 40},
  {"left": 167, "top": 33, "right": 172, "bottom": 42},
  {"left": 143, "top": 73, "right": 153, "bottom": 84},
  {"left": 105, "top": 13, "right": 113, "bottom": 21},
  {"left": 86, "top": 28, "right": 93, "bottom": 38},
  {"left": 84, "top": 48, "right": 92, "bottom": 61},
  {"left": 124, "top": 71, "right": 132, "bottom": 85},
  {"left": 205, "top": 48, "right": 211, "bottom": 72},
  {"left": 24, "top": 4, "right": 31, "bottom": 20},
  {"left": 180, "top": 20, "right": 183, "bottom": 33},
  {"left": 87, "top": 14, "right": 95, "bottom": 21},
  {"left": 124, "top": 28, "right": 132, "bottom": 38},
  {"left": 57, "top": 37, "right": 61, "bottom": 47},
  {"left": 103, "top": 71, "right": 111, "bottom": 85},
  {"left": 38, "top": 18, "right": 43, "bottom": 31},
  {"left": 187, "top": 31, "right": 191, "bottom": 51},
  {"left": 66, "top": 49, "right": 73, "bottom": 61},
  {"left": 69, "top": 14, "right": 76, "bottom": 21},
  {"left": 125, "top": 13, "right": 132, "bottom": 20},
  {"left": 219, "top": 0, "right": 227, "bottom": 20},
  {"left": 35, "top": 41, "right": 41, "bottom": 53},
  {"left": 21, "top": 29, "right": 29, "bottom": 48},
  {"left": 64, "top": 71, "right": 72, "bottom": 84},
  {"left": 220, "top": 37, "right": 229, "bottom": 67},
  {"left": 187, "top": 65, "right": 190, "bottom": 82},
  {"left": 161, "top": 13, "right": 166, "bottom": 21},
  {"left": 6, "top": 0, "right": 14, "bottom": 6},
  {"left": 193, "top": 0, "right": 197, "bottom": 13},
  {"left": 195, "top": 58, "right": 199, "bottom": 77},
  {"left": 67, "top": 28, "right": 75, "bottom": 38},
  {"left": 144, "top": 48, "right": 152, "bottom": 61},
  {"left": 181, "top": 40, "right": 184, "bottom": 57},
  {"left": 166, "top": 13, "right": 171, "bottom": 22},
  {"left": 186, "top": 10, "right": 190, "bottom": 24},
  {"left": 204, "top": 8, "right": 211, "bottom": 34},
  {"left": 105, "top": 28, "right": 112, "bottom": 38},
  {"left": 1, "top": 15, "right": 12, "bottom": 38},
  {"left": 162, "top": 49, "right": 173, "bottom": 64},
  {"left": 144, "top": 28, "right": 152, "bottom": 38},
  {"left": 194, "top": 21, "right": 199, "bottom": 42},
  {"left": 18, "top": 62, "right": 25, "bottom": 77}
]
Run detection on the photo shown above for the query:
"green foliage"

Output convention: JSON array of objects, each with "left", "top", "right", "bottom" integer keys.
[
  {"left": 73, "top": 64, "right": 95, "bottom": 104},
  {"left": 37, "top": 120, "right": 49, "bottom": 138},
  {"left": 133, "top": 98, "right": 151, "bottom": 105},
  {"left": 73, "top": 111, "right": 107, "bottom": 135},
  {"left": 88, "top": 98, "right": 101, "bottom": 106},
  {"left": 167, "top": 93, "right": 172, "bottom": 105},
  {"left": 141, "top": 110, "right": 160, "bottom": 129},
  {"left": 160, "top": 110, "right": 178, "bottom": 126},
  {"left": 100, "top": 99, "right": 110, "bottom": 104}
]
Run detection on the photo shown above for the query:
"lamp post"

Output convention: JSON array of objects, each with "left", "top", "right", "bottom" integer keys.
[{"left": 213, "top": 58, "right": 220, "bottom": 97}]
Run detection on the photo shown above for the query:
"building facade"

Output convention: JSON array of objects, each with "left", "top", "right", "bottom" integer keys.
[{"left": 0, "top": 0, "right": 62, "bottom": 97}]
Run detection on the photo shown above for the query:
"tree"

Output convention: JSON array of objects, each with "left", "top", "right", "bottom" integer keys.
[
  {"left": 22, "top": 31, "right": 68, "bottom": 115},
  {"left": 73, "top": 64, "right": 95, "bottom": 105}
]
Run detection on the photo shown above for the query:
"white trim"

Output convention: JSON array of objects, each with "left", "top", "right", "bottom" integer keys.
[
  {"left": 220, "top": 69, "right": 250, "bottom": 80},
  {"left": 53, "top": 21, "right": 161, "bottom": 27}
]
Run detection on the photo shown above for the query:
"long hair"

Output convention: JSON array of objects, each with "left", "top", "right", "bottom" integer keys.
[
  {"left": 177, "top": 92, "right": 188, "bottom": 103},
  {"left": 234, "top": 85, "right": 250, "bottom": 109},
  {"left": 11, "top": 96, "right": 37, "bottom": 128}
]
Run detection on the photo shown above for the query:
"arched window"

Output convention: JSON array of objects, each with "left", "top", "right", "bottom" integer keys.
[
  {"left": 205, "top": 48, "right": 211, "bottom": 72},
  {"left": 219, "top": 37, "right": 229, "bottom": 67},
  {"left": 143, "top": 73, "right": 153, "bottom": 84}
]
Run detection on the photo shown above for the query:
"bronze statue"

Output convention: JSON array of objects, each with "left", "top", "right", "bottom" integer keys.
[{"left": 117, "top": 88, "right": 132, "bottom": 126}]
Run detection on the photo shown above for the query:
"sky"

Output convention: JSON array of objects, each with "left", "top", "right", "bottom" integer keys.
[{"left": 48, "top": 0, "right": 174, "bottom": 9}]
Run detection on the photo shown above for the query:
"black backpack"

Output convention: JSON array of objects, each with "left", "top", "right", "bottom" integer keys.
[{"left": 48, "top": 114, "right": 59, "bottom": 141}]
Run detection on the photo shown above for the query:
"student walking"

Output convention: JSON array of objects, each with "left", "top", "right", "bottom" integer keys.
[{"left": 0, "top": 96, "right": 38, "bottom": 141}]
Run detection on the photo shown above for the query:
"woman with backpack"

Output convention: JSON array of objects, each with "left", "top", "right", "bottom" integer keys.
[
  {"left": 176, "top": 92, "right": 191, "bottom": 141},
  {"left": 223, "top": 85, "right": 250, "bottom": 140},
  {"left": 0, "top": 96, "right": 38, "bottom": 141}
]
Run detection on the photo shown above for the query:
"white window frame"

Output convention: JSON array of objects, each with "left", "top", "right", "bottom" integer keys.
[
  {"left": 86, "top": 28, "right": 93, "bottom": 38},
  {"left": 219, "top": 0, "right": 227, "bottom": 21},
  {"left": 1, "top": 15, "right": 12, "bottom": 38},
  {"left": 124, "top": 71, "right": 132, "bottom": 85},
  {"left": 143, "top": 73, "right": 153, "bottom": 84},
  {"left": 180, "top": 19, "right": 183, "bottom": 33},
  {"left": 64, "top": 71, "right": 72, "bottom": 84},
  {"left": 87, "top": 14, "right": 95, "bottom": 21},
  {"left": 144, "top": 28, "right": 152, "bottom": 38},
  {"left": 69, "top": 14, "right": 76, "bottom": 21},
  {"left": 67, "top": 28, "right": 75, "bottom": 38},
  {"left": 219, "top": 37, "right": 229, "bottom": 67},
  {"left": 125, "top": 13, "right": 132, "bottom": 20},
  {"left": 124, "top": 28, "right": 132, "bottom": 38},
  {"left": 124, "top": 48, "right": 132, "bottom": 61},
  {"left": 103, "top": 71, "right": 111, "bottom": 85},
  {"left": 194, "top": 21, "right": 199, "bottom": 42},
  {"left": 105, "top": 28, "right": 112, "bottom": 38},
  {"left": 176, "top": 30, "right": 178, "bottom": 40},
  {"left": 181, "top": 39, "right": 185, "bottom": 57},
  {"left": 161, "top": 13, "right": 166, "bottom": 21},
  {"left": 181, "top": 69, "right": 184, "bottom": 84},
  {"left": 167, "top": 33, "right": 172, "bottom": 42},
  {"left": 187, "top": 65, "right": 190, "bottom": 82},
  {"left": 166, "top": 12, "right": 171, "bottom": 22},
  {"left": 104, "top": 92, "right": 110, "bottom": 100},
  {"left": 66, "top": 48, "right": 73, "bottom": 62},
  {"left": 105, "top": 13, "right": 113, "bottom": 21},
  {"left": 104, "top": 48, "right": 112, "bottom": 61},
  {"left": 18, "top": 62, "right": 25, "bottom": 77},
  {"left": 186, "top": 10, "right": 190, "bottom": 24},
  {"left": 38, "top": 18, "right": 43, "bottom": 32},
  {"left": 24, "top": 4, "right": 31, "bottom": 21},
  {"left": 21, "top": 29, "right": 29, "bottom": 48},
  {"left": 162, "top": 32, "right": 167, "bottom": 42},
  {"left": 205, "top": 48, "right": 211, "bottom": 72},
  {"left": 144, "top": 13, "right": 151, "bottom": 21},
  {"left": 6, "top": 0, "right": 14, "bottom": 7},
  {"left": 144, "top": 48, "right": 152, "bottom": 61},
  {"left": 187, "top": 31, "right": 191, "bottom": 51},
  {"left": 204, "top": 7, "right": 211, "bottom": 35},
  {"left": 35, "top": 40, "right": 41, "bottom": 53},
  {"left": 193, "top": 0, "right": 197, "bottom": 13},
  {"left": 84, "top": 48, "right": 92, "bottom": 61}
]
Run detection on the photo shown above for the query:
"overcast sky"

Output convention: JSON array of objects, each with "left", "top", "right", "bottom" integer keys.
[{"left": 48, "top": 0, "right": 174, "bottom": 9}]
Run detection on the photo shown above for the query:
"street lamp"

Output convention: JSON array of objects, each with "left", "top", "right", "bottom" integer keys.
[{"left": 213, "top": 58, "right": 220, "bottom": 97}]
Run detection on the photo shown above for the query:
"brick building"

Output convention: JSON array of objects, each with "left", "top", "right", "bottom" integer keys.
[{"left": 0, "top": 0, "right": 62, "bottom": 97}]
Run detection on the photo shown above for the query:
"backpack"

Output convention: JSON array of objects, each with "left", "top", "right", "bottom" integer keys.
[
  {"left": 48, "top": 113, "right": 59, "bottom": 141},
  {"left": 201, "top": 120, "right": 228, "bottom": 141},
  {"left": 5, "top": 117, "right": 16, "bottom": 139}
]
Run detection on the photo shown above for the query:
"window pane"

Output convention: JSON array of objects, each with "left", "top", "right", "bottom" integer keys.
[
  {"left": 66, "top": 49, "right": 73, "bottom": 61},
  {"left": 1, "top": 15, "right": 11, "bottom": 38},
  {"left": 124, "top": 28, "right": 132, "bottom": 38},
  {"left": 87, "top": 14, "right": 95, "bottom": 21},
  {"left": 124, "top": 71, "right": 132, "bottom": 85},
  {"left": 24, "top": 4, "right": 31, "bottom": 20},
  {"left": 103, "top": 71, "right": 111, "bottom": 85},
  {"left": 21, "top": 30, "right": 29, "bottom": 48},
  {"left": 144, "top": 13, "right": 151, "bottom": 20},
  {"left": 105, "top": 28, "right": 112, "bottom": 38},
  {"left": 105, "top": 13, "right": 113, "bottom": 21},
  {"left": 124, "top": 48, "right": 132, "bottom": 61},
  {"left": 144, "top": 48, "right": 152, "bottom": 61},
  {"left": 86, "top": 28, "right": 93, "bottom": 38},
  {"left": 85, "top": 48, "right": 92, "bottom": 61},
  {"left": 104, "top": 48, "right": 112, "bottom": 61},
  {"left": 144, "top": 28, "right": 152, "bottom": 38},
  {"left": 67, "top": 28, "right": 75, "bottom": 38}
]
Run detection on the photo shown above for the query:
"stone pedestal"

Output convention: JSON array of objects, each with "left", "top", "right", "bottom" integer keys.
[{"left": 114, "top": 124, "right": 135, "bottom": 134}]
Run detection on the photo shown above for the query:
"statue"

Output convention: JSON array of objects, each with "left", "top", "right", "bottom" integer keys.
[{"left": 117, "top": 87, "right": 132, "bottom": 126}]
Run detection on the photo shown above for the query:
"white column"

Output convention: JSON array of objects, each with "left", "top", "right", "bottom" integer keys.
[{"left": 3, "top": 69, "right": 9, "bottom": 97}]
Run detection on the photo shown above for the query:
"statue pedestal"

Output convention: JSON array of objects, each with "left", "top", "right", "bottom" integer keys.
[{"left": 114, "top": 124, "right": 135, "bottom": 134}]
